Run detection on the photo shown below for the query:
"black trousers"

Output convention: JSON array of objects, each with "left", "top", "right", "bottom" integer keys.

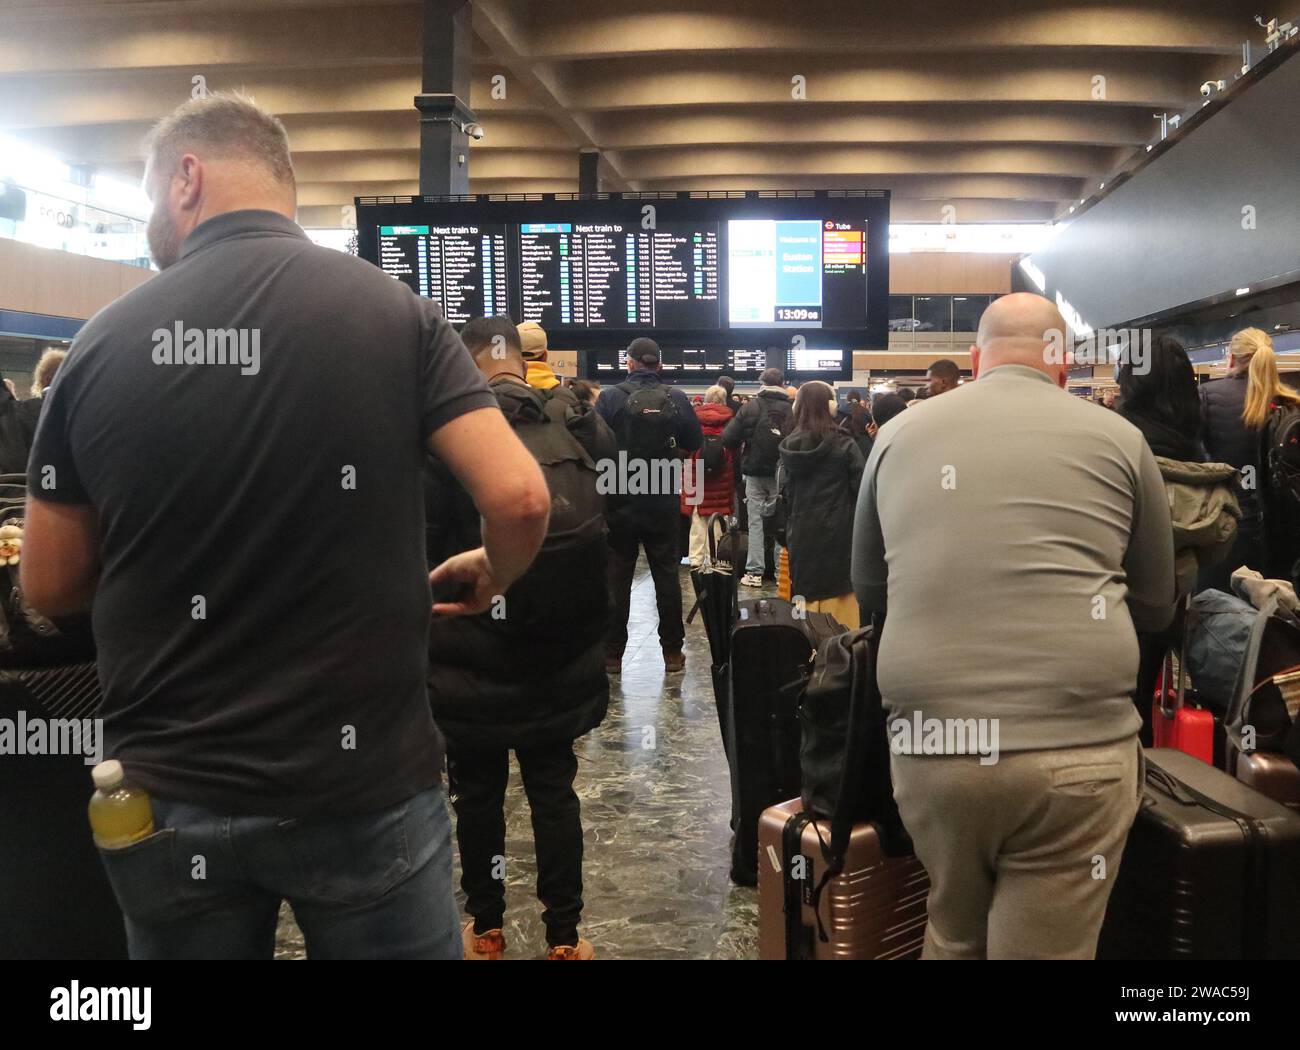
[
  {"left": 606, "top": 509, "right": 686, "bottom": 656},
  {"left": 448, "top": 739, "right": 584, "bottom": 948}
]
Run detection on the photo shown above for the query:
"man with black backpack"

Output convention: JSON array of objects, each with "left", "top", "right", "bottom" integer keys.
[
  {"left": 595, "top": 338, "right": 702, "bottom": 675},
  {"left": 722, "top": 367, "right": 793, "bottom": 587},
  {"left": 426, "top": 317, "right": 616, "bottom": 960}
]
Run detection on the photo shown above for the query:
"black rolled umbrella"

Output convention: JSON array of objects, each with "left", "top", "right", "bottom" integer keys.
[{"left": 686, "top": 514, "right": 743, "bottom": 750}]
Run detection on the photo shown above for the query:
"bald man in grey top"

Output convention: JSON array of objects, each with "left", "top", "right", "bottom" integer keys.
[{"left": 852, "top": 293, "right": 1175, "bottom": 959}]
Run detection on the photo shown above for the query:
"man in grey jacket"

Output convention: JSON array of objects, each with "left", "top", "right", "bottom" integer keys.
[
  {"left": 722, "top": 367, "right": 793, "bottom": 586},
  {"left": 852, "top": 293, "right": 1176, "bottom": 959}
]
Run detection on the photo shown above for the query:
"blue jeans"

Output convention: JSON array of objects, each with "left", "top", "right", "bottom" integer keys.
[
  {"left": 745, "top": 474, "right": 782, "bottom": 575},
  {"left": 96, "top": 785, "right": 461, "bottom": 960}
]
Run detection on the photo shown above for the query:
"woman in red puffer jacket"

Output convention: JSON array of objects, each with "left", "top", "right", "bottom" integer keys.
[{"left": 682, "top": 385, "right": 736, "bottom": 566}]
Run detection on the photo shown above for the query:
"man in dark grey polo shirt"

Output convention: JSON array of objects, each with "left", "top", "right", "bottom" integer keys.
[
  {"left": 853, "top": 293, "right": 1175, "bottom": 959},
  {"left": 21, "top": 94, "right": 551, "bottom": 960}
]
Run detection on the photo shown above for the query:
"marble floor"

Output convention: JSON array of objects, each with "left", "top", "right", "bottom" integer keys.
[{"left": 275, "top": 559, "right": 777, "bottom": 960}]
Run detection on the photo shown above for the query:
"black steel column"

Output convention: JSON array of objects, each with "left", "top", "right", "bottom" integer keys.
[
  {"left": 579, "top": 150, "right": 599, "bottom": 195},
  {"left": 416, "top": 0, "right": 476, "bottom": 196}
]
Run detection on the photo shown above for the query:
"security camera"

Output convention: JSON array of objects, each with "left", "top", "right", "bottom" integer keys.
[
  {"left": 464, "top": 122, "right": 484, "bottom": 141},
  {"left": 1199, "top": 80, "right": 1225, "bottom": 97}
]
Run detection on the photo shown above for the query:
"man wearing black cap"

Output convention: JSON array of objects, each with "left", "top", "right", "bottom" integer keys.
[{"left": 595, "top": 338, "right": 703, "bottom": 674}]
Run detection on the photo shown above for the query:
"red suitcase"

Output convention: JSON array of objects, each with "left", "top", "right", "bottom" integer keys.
[
  {"left": 1152, "top": 595, "right": 1214, "bottom": 765},
  {"left": 757, "top": 798, "right": 928, "bottom": 960},
  {"left": 1151, "top": 652, "right": 1215, "bottom": 764}
]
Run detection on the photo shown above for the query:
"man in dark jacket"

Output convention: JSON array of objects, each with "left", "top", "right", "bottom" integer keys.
[
  {"left": 716, "top": 375, "right": 743, "bottom": 417},
  {"left": 0, "top": 381, "right": 36, "bottom": 475},
  {"left": 1199, "top": 350, "right": 1263, "bottom": 590},
  {"left": 426, "top": 316, "right": 615, "bottom": 961},
  {"left": 595, "top": 338, "right": 702, "bottom": 674},
  {"left": 721, "top": 367, "right": 793, "bottom": 586}
]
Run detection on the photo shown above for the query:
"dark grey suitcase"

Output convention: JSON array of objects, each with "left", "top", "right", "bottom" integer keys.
[
  {"left": 1098, "top": 747, "right": 1300, "bottom": 959},
  {"left": 726, "top": 598, "right": 843, "bottom": 886}
]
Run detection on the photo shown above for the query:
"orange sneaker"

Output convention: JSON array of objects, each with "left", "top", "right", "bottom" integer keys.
[
  {"left": 546, "top": 938, "right": 595, "bottom": 960},
  {"left": 462, "top": 921, "right": 506, "bottom": 960}
]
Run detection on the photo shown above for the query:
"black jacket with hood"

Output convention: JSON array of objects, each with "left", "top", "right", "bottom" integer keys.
[
  {"left": 425, "top": 378, "right": 612, "bottom": 750},
  {"left": 1200, "top": 372, "right": 1260, "bottom": 516},
  {"left": 777, "top": 428, "right": 865, "bottom": 601},
  {"left": 722, "top": 387, "right": 793, "bottom": 477}
]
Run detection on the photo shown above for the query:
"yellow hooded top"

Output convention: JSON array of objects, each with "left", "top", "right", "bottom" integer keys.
[{"left": 518, "top": 321, "right": 560, "bottom": 390}]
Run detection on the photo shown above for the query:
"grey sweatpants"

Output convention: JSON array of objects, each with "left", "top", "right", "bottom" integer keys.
[{"left": 890, "top": 735, "right": 1143, "bottom": 960}]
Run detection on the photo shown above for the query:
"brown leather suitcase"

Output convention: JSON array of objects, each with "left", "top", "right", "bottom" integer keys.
[
  {"left": 1226, "top": 740, "right": 1300, "bottom": 810},
  {"left": 757, "top": 798, "right": 928, "bottom": 960}
]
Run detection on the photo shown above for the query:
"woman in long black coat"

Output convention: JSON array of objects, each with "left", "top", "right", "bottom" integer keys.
[{"left": 777, "top": 381, "right": 867, "bottom": 628}]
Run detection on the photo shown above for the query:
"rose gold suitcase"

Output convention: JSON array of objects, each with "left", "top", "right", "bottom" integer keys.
[
  {"left": 757, "top": 798, "right": 928, "bottom": 960},
  {"left": 1226, "top": 741, "right": 1300, "bottom": 811}
]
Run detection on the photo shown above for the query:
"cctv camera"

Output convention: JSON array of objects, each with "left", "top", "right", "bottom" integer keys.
[
  {"left": 1200, "top": 81, "right": 1213, "bottom": 96},
  {"left": 465, "top": 122, "right": 484, "bottom": 141}
]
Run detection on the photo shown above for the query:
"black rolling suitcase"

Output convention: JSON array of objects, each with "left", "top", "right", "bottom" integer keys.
[
  {"left": 1098, "top": 747, "right": 1300, "bottom": 959},
  {"left": 726, "top": 598, "right": 843, "bottom": 885}
]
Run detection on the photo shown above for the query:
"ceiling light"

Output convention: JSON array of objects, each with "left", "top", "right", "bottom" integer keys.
[{"left": 1236, "top": 287, "right": 1251, "bottom": 296}]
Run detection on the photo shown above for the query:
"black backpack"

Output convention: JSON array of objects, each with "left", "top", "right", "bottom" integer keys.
[
  {"left": 498, "top": 399, "right": 608, "bottom": 638},
  {"left": 798, "top": 616, "right": 912, "bottom": 924},
  {"left": 745, "top": 397, "right": 790, "bottom": 475},
  {"left": 701, "top": 432, "right": 726, "bottom": 476},
  {"left": 1265, "top": 403, "right": 1300, "bottom": 508},
  {"left": 618, "top": 382, "right": 678, "bottom": 459}
]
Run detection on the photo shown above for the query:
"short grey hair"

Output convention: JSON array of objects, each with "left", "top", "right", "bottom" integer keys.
[
  {"left": 145, "top": 92, "right": 295, "bottom": 186},
  {"left": 704, "top": 384, "right": 727, "bottom": 405}
]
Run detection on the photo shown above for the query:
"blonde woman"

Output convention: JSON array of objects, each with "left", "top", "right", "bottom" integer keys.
[
  {"left": 1244, "top": 342, "right": 1300, "bottom": 579},
  {"left": 30, "top": 348, "right": 67, "bottom": 398},
  {"left": 16, "top": 347, "right": 67, "bottom": 437},
  {"left": 1198, "top": 327, "right": 1271, "bottom": 588}
]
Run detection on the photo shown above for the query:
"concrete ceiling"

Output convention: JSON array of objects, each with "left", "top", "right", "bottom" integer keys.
[{"left": 0, "top": 0, "right": 1265, "bottom": 227}]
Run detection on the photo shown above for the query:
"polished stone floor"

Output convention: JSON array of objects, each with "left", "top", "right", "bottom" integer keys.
[{"left": 275, "top": 559, "right": 777, "bottom": 960}]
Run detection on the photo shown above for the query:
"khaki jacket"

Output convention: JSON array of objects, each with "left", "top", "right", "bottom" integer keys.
[{"left": 1154, "top": 456, "right": 1242, "bottom": 596}]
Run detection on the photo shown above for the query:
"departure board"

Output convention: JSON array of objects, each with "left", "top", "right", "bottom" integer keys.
[
  {"left": 730, "top": 348, "right": 769, "bottom": 375},
  {"left": 358, "top": 190, "right": 890, "bottom": 358},
  {"left": 519, "top": 221, "right": 720, "bottom": 329},
  {"left": 377, "top": 224, "right": 509, "bottom": 324},
  {"left": 591, "top": 346, "right": 732, "bottom": 375}
]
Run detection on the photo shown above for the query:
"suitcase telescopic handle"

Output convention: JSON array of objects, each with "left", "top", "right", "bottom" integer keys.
[{"left": 1159, "top": 594, "right": 1194, "bottom": 718}]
